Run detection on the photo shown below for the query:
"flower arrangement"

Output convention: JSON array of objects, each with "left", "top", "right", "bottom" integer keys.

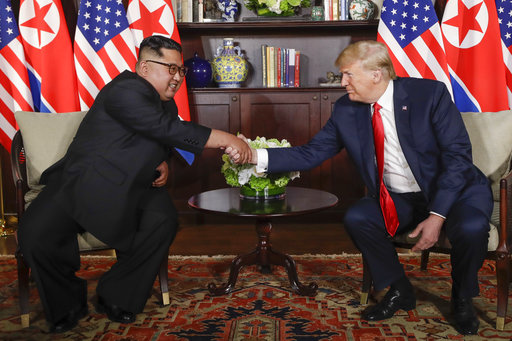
[
  {"left": 243, "top": 0, "right": 311, "bottom": 16},
  {"left": 221, "top": 136, "right": 300, "bottom": 198}
]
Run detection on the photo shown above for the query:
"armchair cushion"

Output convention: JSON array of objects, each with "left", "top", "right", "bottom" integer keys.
[
  {"left": 461, "top": 110, "right": 512, "bottom": 200},
  {"left": 14, "top": 111, "right": 87, "bottom": 202}
]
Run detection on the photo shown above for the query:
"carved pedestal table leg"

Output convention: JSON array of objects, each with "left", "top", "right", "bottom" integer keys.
[{"left": 208, "top": 218, "right": 318, "bottom": 296}]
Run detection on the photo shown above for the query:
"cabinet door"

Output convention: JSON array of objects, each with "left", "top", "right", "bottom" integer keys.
[
  {"left": 320, "top": 90, "right": 365, "bottom": 211},
  {"left": 240, "top": 91, "right": 322, "bottom": 189},
  {"left": 169, "top": 91, "right": 241, "bottom": 209}
]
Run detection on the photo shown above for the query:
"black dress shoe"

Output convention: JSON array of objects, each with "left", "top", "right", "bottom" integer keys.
[
  {"left": 96, "top": 296, "right": 136, "bottom": 324},
  {"left": 49, "top": 304, "right": 88, "bottom": 333},
  {"left": 451, "top": 297, "right": 479, "bottom": 335},
  {"left": 361, "top": 286, "right": 416, "bottom": 321}
]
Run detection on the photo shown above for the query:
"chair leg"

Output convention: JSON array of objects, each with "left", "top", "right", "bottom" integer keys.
[
  {"left": 360, "top": 257, "right": 372, "bottom": 305},
  {"left": 15, "top": 248, "right": 30, "bottom": 328},
  {"left": 420, "top": 250, "right": 430, "bottom": 271},
  {"left": 158, "top": 255, "right": 169, "bottom": 306},
  {"left": 495, "top": 253, "right": 509, "bottom": 330}
]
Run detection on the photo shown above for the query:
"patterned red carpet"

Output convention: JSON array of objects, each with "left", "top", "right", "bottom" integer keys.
[{"left": 0, "top": 254, "right": 510, "bottom": 340}]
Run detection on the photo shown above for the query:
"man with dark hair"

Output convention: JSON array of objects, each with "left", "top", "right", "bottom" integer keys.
[
  {"left": 244, "top": 40, "right": 492, "bottom": 335},
  {"left": 18, "top": 35, "right": 250, "bottom": 333}
]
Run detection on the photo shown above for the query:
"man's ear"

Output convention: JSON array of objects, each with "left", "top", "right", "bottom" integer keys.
[
  {"left": 137, "top": 61, "right": 148, "bottom": 76},
  {"left": 372, "top": 69, "right": 382, "bottom": 83}
]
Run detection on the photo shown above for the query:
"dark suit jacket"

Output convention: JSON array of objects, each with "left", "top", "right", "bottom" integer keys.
[
  {"left": 268, "top": 77, "right": 491, "bottom": 219},
  {"left": 40, "top": 71, "right": 211, "bottom": 251}
]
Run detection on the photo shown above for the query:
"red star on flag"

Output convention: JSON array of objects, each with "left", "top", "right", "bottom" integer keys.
[
  {"left": 20, "top": 1, "right": 54, "bottom": 47},
  {"left": 130, "top": 2, "right": 168, "bottom": 38},
  {"left": 443, "top": 0, "right": 484, "bottom": 45}
]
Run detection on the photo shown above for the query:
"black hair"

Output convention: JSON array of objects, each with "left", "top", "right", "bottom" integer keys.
[{"left": 138, "top": 35, "right": 182, "bottom": 59}]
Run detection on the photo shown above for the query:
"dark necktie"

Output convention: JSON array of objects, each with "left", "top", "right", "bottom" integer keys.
[{"left": 372, "top": 103, "right": 399, "bottom": 236}]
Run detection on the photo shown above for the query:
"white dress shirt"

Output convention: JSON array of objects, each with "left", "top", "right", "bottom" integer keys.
[{"left": 375, "top": 81, "right": 421, "bottom": 193}]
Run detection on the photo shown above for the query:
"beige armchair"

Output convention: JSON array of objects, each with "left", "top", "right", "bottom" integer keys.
[
  {"left": 360, "top": 109, "right": 512, "bottom": 330},
  {"left": 11, "top": 111, "right": 170, "bottom": 328}
]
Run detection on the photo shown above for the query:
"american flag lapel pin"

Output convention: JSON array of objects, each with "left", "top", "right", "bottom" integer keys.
[{"left": 402, "top": 105, "right": 408, "bottom": 111}]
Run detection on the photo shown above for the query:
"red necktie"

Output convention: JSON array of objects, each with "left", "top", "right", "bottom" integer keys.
[{"left": 372, "top": 103, "right": 399, "bottom": 236}]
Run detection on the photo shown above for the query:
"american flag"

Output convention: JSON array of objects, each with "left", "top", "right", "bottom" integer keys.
[
  {"left": 497, "top": 0, "right": 512, "bottom": 108},
  {"left": 74, "top": 0, "right": 137, "bottom": 110},
  {"left": 377, "top": 0, "right": 453, "bottom": 96},
  {"left": 0, "top": 0, "right": 33, "bottom": 151}
]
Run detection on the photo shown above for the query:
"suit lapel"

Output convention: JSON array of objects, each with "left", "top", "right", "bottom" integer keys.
[{"left": 393, "top": 80, "right": 422, "bottom": 188}]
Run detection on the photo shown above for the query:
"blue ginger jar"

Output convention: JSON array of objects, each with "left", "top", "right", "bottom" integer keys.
[
  {"left": 184, "top": 52, "right": 212, "bottom": 88},
  {"left": 211, "top": 38, "right": 249, "bottom": 88}
]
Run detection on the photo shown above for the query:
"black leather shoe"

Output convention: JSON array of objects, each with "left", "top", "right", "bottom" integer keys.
[
  {"left": 96, "top": 296, "right": 136, "bottom": 324},
  {"left": 49, "top": 304, "right": 88, "bottom": 333},
  {"left": 451, "top": 297, "right": 479, "bottom": 335},
  {"left": 361, "top": 286, "right": 416, "bottom": 321}
]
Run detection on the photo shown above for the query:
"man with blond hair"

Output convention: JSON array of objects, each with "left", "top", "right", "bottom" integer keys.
[{"left": 246, "top": 40, "right": 492, "bottom": 335}]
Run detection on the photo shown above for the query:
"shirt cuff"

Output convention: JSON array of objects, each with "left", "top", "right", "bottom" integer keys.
[
  {"left": 256, "top": 149, "right": 268, "bottom": 173},
  {"left": 429, "top": 211, "right": 446, "bottom": 220}
]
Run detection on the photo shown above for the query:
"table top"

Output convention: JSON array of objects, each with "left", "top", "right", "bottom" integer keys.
[{"left": 188, "top": 187, "right": 338, "bottom": 218}]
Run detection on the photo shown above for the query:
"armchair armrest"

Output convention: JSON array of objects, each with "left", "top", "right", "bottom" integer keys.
[
  {"left": 498, "top": 168, "right": 512, "bottom": 255},
  {"left": 10, "top": 131, "right": 28, "bottom": 219}
]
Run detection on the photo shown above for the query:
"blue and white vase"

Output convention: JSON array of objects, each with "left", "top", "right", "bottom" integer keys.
[
  {"left": 217, "top": 0, "right": 239, "bottom": 22},
  {"left": 211, "top": 38, "right": 249, "bottom": 88}
]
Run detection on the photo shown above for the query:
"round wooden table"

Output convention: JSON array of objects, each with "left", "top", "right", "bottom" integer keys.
[{"left": 188, "top": 187, "right": 338, "bottom": 296}]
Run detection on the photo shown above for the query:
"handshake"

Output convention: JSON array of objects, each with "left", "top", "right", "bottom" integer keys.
[{"left": 224, "top": 134, "right": 257, "bottom": 165}]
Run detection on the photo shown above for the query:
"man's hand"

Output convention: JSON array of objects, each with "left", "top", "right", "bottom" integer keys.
[
  {"left": 152, "top": 161, "right": 168, "bottom": 187},
  {"left": 225, "top": 134, "right": 258, "bottom": 164},
  {"left": 205, "top": 129, "right": 252, "bottom": 163},
  {"left": 409, "top": 214, "right": 445, "bottom": 252}
]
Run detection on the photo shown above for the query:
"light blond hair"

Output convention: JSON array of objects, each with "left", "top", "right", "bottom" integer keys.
[{"left": 335, "top": 40, "right": 397, "bottom": 80}]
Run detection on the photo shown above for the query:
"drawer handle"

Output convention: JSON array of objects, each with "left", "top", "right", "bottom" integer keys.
[
  {"left": 232, "top": 96, "right": 238, "bottom": 102},
  {"left": 312, "top": 96, "right": 318, "bottom": 100}
]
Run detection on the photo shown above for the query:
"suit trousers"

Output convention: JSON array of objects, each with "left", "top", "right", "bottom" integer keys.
[
  {"left": 18, "top": 185, "right": 177, "bottom": 324},
  {"left": 343, "top": 187, "right": 491, "bottom": 298}
]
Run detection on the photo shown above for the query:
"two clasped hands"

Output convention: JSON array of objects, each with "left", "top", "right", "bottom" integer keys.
[{"left": 224, "top": 134, "right": 256, "bottom": 165}]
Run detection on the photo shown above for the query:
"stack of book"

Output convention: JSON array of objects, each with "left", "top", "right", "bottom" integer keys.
[
  {"left": 261, "top": 45, "right": 301, "bottom": 88},
  {"left": 323, "top": 0, "right": 350, "bottom": 20}
]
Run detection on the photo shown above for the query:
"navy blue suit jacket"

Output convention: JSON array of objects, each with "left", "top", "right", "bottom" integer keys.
[{"left": 268, "top": 77, "right": 491, "bottom": 218}]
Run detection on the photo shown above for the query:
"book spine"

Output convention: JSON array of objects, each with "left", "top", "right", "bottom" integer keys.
[
  {"left": 261, "top": 44, "right": 267, "bottom": 88},
  {"left": 266, "top": 46, "right": 271, "bottom": 87},
  {"left": 294, "top": 51, "right": 300, "bottom": 87},
  {"left": 284, "top": 48, "right": 288, "bottom": 87},
  {"left": 277, "top": 47, "right": 281, "bottom": 88},
  {"left": 288, "top": 48, "right": 295, "bottom": 87},
  {"left": 269, "top": 46, "right": 275, "bottom": 88},
  {"left": 333, "top": 0, "right": 339, "bottom": 20},
  {"left": 323, "top": 0, "right": 330, "bottom": 20}
]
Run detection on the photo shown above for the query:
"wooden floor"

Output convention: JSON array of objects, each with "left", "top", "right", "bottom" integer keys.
[{"left": 0, "top": 215, "right": 359, "bottom": 256}]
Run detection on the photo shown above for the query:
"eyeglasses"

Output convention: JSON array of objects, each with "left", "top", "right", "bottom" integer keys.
[{"left": 145, "top": 60, "right": 188, "bottom": 77}]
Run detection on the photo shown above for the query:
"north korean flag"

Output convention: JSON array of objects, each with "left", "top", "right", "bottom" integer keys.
[{"left": 441, "top": 0, "right": 509, "bottom": 112}]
